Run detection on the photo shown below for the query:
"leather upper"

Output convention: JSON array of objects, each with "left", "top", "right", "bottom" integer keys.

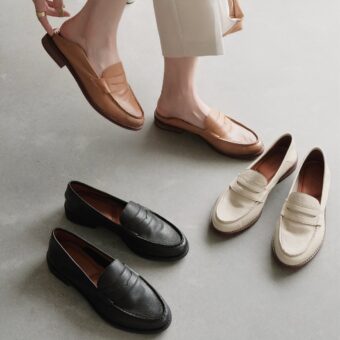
[
  {"left": 98, "top": 63, "right": 143, "bottom": 119},
  {"left": 229, "top": 169, "right": 268, "bottom": 203},
  {"left": 64, "top": 181, "right": 189, "bottom": 259},
  {"left": 273, "top": 148, "right": 330, "bottom": 266},
  {"left": 97, "top": 260, "right": 164, "bottom": 319},
  {"left": 47, "top": 229, "right": 171, "bottom": 331},
  {"left": 205, "top": 111, "right": 232, "bottom": 139},
  {"left": 279, "top": 193, "right": 321, "bottom": 256},
  {"left": 212, "top": 134, "right": 298, "bottom": 233},
  {"left": 205, "top": 111, "right": 258, "bottom": 145},
  {"left": 51, "top": 34, "right": 144, "bottom": 129},
  {"left": 155, "top": 110, "right": 264, "bottom": 158},
  {"left": 120, "top": 202, "right": 182, "bottom": 246}
]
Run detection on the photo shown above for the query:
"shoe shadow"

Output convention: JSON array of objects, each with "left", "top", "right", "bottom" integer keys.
[
  {"left": 206, "top": 219, "right": 257, "bottom": 244},
  {"left": 19, "top": 208, "right": 177, "bottom": 337},
  {"left": 143, "top": 122, "right": 252, "bottom": 164},
  {"left": 204, "top": 204, "right": 258, "bottom": 247},
  {"left": 31, "top": 206, "right": 181, "bottom": 269},
  {"left": 268, "top": 248, "right": 306, "bottom": 280},
  {"left": 18, "top": 261, "right": 165, "bottom": 339},
  {"left": 88, "top": 120, "right": 251, "bottom": 167}
]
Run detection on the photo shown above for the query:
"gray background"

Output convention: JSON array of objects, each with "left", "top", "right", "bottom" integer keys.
[{"left": 1, "top": 0, "right": 339, "bottom": 339}]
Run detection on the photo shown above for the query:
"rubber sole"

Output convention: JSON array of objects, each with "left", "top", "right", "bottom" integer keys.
[
  {"left": 211, "top": 210, "right": 263, "bottom": 236},
  {"left": 41, "top": 34, "right": 143, "bottom": 131},
  {"left": 272, "top": 239, "right": 324, "bottom": 269}
]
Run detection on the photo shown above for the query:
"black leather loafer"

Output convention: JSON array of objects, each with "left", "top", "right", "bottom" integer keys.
[
  {"left": 47, "top": 228, "right": 172, "bottom": 332},
  {"left": 64, "top": 181, "right": 189, "bottom": 260}
]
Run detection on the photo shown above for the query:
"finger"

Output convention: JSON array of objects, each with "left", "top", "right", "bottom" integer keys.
[
  {"left": 38, "top": 14, "right": 54, "bottom": 35},
  {"left": 33, "top": 0, "right": 46, "bottom": 12},
  {"left": 58, "top": 8, "right": 70, "bottom": 17},
  {"left": 46, "top": 7, "right": 60, "bottom": 17},
  {"left": 33, "top": 0, "right": 54, "bottom": 35},
  {"left": 52, "top": 0, "right": 64, "bottom": 10},
  {"left": 46, "top": 6, "right": 70, "bottom": 17},
  {"left": 47, "top": 0, "right": 70, "bottom": 17},
  {"left": 46, "top": 0, "right": 62, "bottom": 9}
]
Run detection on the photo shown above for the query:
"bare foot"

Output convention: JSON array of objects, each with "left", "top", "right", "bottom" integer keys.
[
  {"left": 157, "top": 96, "right": 257, "bottom": 144},
  {"left": 157, "top": 91, "right": 210, "bottom": 129},
  {"left": 157, "top": 57, "right": 257, "bottom": 145},
  {"left": 60, "top": 18, "right": 120, "bottom": 76},
  {"left": 58, "top": 0, "right": 126, "bottom": 76}
]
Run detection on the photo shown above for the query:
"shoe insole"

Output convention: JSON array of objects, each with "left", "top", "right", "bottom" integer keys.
[
  {"left": 297, "top": 161, "right": 323, "bottom": 202},
  {"left": 63, "top": 241, "right": 104, "bottom": 286},
  {"left": 252, "top": 147, "right": 287, "bottom": 182},
  {"left": 80, "top": 191, "right": 123, "bottom": 224}
]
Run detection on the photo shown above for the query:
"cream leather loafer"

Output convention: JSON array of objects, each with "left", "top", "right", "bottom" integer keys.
[
  {"left": 273, "top": 148, "right": 330, "bottom": 267},
  {"left": 211, "top": 134, "right": 298, "bottom": 233}
]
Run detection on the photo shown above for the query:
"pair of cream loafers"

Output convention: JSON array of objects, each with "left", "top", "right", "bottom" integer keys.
[{"left": 211, "top": 134, "right": 330, "bottom": 267}]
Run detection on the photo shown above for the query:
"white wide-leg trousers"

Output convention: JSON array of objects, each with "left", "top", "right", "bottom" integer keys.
[{"left": 153, "top": 0, "right": 235, "bottom": 57}]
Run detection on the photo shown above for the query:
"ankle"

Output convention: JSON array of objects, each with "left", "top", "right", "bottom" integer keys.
[
  {"left": 157, "top": 91, "right": 211, "bottom": 129},
  {"left": 157, "top": 90, "right": 188, "bottom": 115},
  {"left": 60, "top": 17, "right": 120, "bottom": 76},
  {"left": 60, "top": 16, "right": 86, "bottom": 49}
]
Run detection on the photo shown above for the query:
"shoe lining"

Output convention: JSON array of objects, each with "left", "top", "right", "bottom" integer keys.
[
  {"left": 54, "top": 229, "right": 111, "bottom": 287},
  {"left": 297, "top": 151, "right": 324, "bottom": 202},
  {"left": 72, "top": 183, "right": 124, "bottom": 224},
  {"left": 63, "top": 242, "right": 104, "bottom": 285}
]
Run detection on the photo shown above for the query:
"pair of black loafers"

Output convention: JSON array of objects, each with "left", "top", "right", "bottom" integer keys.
[{"left": 47, "top": 181, "right": 189, "bottom": 333}]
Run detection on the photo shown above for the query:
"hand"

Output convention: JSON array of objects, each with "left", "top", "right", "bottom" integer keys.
[{"left": 33, "top": 0, "right": 70, "bottom": 36}]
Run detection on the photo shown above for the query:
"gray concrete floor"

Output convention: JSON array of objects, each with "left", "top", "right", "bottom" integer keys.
[{"left": 1, "top": 0, "right": 339, "bottom": 339}]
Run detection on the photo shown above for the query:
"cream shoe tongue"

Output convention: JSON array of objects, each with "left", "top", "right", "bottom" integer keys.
[
  {"left": 279, "top": 192, "right": 321, "bottom": 257},
  {"left": 217, "top": 169, "right": 267, "bottom": 223},
  {"left": 286, "top": 192, "right": 320, "bottom": 211},
  {"left": 238, "top": 169, "right": 268, "bottom": 193}
]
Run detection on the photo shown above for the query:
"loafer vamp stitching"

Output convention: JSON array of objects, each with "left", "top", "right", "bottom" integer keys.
[{"left": 121, "top": 202, "right": 182, "bottom": 246}]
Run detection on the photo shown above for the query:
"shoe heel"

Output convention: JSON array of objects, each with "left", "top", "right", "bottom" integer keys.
[
  {"left": 278, "top": 161, "right": 298, "bottom": 183},
  {"left": 154, "top": 116, "right": 183, "bottom": 134},
  {"left": 47, "top": 257, "right": 71, "bottom": 286},
  {"left": 41, "top": 34, "right": 66, "bottom": 68},
  {"left": 64, "top": 203, "right": 97, "bottom": 229}
]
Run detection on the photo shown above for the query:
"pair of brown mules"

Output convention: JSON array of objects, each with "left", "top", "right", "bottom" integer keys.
[{"left": 42, "top": 33, "right": 263, "bottom": 159}]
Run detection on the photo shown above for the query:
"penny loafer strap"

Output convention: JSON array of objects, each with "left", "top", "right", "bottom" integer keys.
[{"left": 98, "top": 260, "right": 141, "bottom": 303}]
